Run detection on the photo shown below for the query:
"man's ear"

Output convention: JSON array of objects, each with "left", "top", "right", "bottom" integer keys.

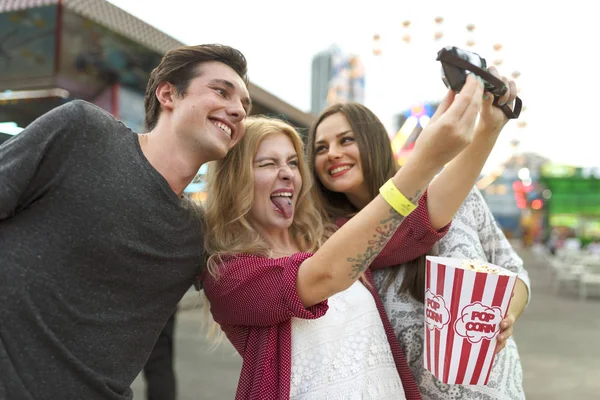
[{"left": 155, "top": 82, "right": 176, "bottom": 112}]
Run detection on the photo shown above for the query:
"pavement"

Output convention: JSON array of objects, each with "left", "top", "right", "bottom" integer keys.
[{"left": 131, "top": 245, "right": 600, "bottom": 399}]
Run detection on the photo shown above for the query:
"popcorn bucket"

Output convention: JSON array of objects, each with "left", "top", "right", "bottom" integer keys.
[{"left": 423, "top": 256, "right": 517, "bottom": 385}]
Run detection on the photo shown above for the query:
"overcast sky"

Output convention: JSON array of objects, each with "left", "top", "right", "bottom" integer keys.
[{"left": 107, "top": 0, "right": 598, "bottom": 171}]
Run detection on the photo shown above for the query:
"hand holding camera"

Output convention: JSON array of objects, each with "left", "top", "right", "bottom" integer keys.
[
  {"left": 478, "top": 65, "right": 518, "bottom": 134},
  {"left": 437, "top": 46, "right": 522, "bottom": 120}
]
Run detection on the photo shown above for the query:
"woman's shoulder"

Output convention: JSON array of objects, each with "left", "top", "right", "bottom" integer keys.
[{"left": 210, "top": 253, "right": 267, "bottom": 270}]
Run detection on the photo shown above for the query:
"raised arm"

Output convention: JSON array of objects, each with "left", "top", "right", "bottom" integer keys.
[
  {"left": 297, "top": 75, "right": 484, "bottom": 307},
  {"left": 426, "top": 66, "right": 518, "bottom": 230},
  {"left": 336, "top": 190, "right": 451, "bottom": 270}
]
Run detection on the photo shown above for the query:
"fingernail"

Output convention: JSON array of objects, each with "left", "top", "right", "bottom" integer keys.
[
  {"left": 498, "top": 101, "right": 506, "bottom": 106},
  {"left": 477, "top": 76, "right": 485, "bottom": 86},
  {"left": 483, "top": 94, "right": 490, "bottom": 100}
]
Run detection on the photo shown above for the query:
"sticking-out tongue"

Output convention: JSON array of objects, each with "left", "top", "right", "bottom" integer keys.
[{"left": 271, "top": 196, "right": 293, "bottom": 218}]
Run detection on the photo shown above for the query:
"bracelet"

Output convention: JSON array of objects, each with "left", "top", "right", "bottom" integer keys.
[{"left": 379, "top": 179, "right": 417, "bottom": 217}]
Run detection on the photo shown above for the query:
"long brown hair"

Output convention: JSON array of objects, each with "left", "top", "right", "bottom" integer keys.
[{"left": 307, "top": 102, "right": 427, "bottom": 302}]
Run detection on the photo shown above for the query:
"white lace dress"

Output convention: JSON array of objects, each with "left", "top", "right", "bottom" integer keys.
[
  {"left": 290, "top": 281, "right": 406, "bottom": 399},
  {"left": 373, "top": 188, "right": 531, "bottom": 400}
]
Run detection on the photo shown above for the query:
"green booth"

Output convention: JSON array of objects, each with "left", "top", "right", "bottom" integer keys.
[{"left": 540, "top": 164, "right": 600, "bottom": 243}]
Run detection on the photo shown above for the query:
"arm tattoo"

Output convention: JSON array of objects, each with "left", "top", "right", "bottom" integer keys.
[
  {"left": 347, "top": 207, "right": 405, "bottom": 279},
  {"left": 407, "top": 189, "right": 422, "bottom": 204}
]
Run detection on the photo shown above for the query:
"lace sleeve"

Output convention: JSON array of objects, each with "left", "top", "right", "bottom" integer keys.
[{"left": 471, "top": 188, "right": 532, "bottom": 304}]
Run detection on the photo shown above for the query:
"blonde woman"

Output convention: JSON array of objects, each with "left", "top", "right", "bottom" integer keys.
[{"left": 201, "top": 75, "right": 484, "bottom": 400}]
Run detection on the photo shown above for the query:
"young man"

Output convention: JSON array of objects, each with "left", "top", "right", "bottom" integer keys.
[{"left": 0, "top": 44, "right": 251, "bottom": 400}]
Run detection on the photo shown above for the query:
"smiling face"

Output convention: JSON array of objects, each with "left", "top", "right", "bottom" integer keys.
[
  {"left": 313, "top": 112, "right": 368, "bottom": 201},
  {"left": 308, "top": 103, "right": 401, "bottom": 214},
  {"left": 248, "top": 132, "right": 303, "bottom": 237},
  {"left": 170, "top": 61, "right": 251, "bottom": 161}
]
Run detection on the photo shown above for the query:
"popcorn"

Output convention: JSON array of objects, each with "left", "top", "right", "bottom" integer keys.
[
  {"left": 423, "top": 256, "right": 517, "bottom": 385},
  {"left": 457, "top": 259, "right": 505, "bottom": 275}
]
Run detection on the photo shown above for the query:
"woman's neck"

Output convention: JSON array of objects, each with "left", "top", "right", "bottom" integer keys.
[
  {"left": 263, "top": 229, "right": 300, "bottom": 255},
  {"left": 344, "top": 188, "right": 372, "bottom": 210}
]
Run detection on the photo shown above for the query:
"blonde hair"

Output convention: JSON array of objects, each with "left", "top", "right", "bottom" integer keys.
[
  {"left": 204, "top": 115, "right": 333, "bottom": 275},
  {"left": 201, "top": 116, "right": 333, "bottom": 342}
]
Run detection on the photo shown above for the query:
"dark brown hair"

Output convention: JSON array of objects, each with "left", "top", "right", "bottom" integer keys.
[
  {"left": 307, "top": 102, "right": 429, "bottom": 302},
  {"left": 307, "top": 103, "right": 397, "bottom": 221},
  {"left": 144, "top": 44, "right": 248, "bottom": 131}
]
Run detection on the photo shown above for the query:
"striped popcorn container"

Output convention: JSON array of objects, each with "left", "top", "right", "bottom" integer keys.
[{"left": 423, "top": 256, "right": 517, "bottom": 385}]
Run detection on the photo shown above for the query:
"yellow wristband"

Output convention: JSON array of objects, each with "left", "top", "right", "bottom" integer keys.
[{"left": 379, "top": 179, "right": 417, "bottom": 217}]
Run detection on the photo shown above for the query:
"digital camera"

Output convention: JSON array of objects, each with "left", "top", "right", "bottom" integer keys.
[{"left": 436, "top": 46, "right": 522, "bottom": 119}]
